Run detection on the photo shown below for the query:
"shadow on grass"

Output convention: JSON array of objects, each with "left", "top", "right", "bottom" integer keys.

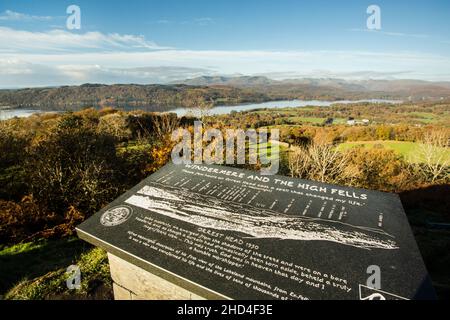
[
  {"left": 400, "top": 185, "right": 450, "bottom": 300},
  {"left": 400, "top": 184, "right": 450, "bottom": 223},
  {"left": 0, "top": 237, "right": 91, "bottom": 295}
]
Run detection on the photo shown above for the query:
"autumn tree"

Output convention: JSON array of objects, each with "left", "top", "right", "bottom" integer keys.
[{"left": 411, "top": 130, "right": 450, "bottom": 184}]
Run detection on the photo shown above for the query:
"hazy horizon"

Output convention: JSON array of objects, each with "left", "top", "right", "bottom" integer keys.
[{"left": 2, "top": 74, "right": 450, "bottom": 91}]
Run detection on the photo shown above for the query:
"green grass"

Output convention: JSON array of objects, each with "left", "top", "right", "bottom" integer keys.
[
  {"left": 117, "top": 141, "right": 152, "bottom": 153},
  {"left": 263, "top": 115, "right": 347, "bottom": 125},
  {"left": 332, "top": 118, "right": 348, "bottom": 124},
  {"left": 409, "top": 112, "right": 437, "bottom": 124},
  {"left": 0, "top": 238, "right": 112, "bottom": 300},
  {"left": 337, "top": 140, "right": 450, "bottom": 164},
  {"left": 288, "top": 117, "right": 326, "bottom": 124},
  {"left": 286, "top": 116, "right": 347, "bottom": 125},
  {"left": 247, "top": 141, "right": 289, "bottom": 162},
  {"left": 337, "top": 140, "right": 417, "bottom": 155}
]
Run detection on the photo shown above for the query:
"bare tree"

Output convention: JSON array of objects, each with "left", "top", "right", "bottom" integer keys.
[
  {"left": 185, "top": 98, "right": 214, "bottom": 124},
  {"left": 411, "top": 130, "right": 450, "bottom": 184},
  {"left": 98, "top": 113, "right": 131, "bottom": 140},
  {"left": 152, "top": 113, "right": 180, "bottom": 140},
  {"left": 288, "top": 143, "right": 355, "bottom": 184}
]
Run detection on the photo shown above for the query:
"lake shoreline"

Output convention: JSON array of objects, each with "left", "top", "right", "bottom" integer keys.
[
  {"left": 171, "top": 98, "right": 403, "bottom": 116},
  {"left": 1, "top": 98, "right": 403, "bottom": 121}
]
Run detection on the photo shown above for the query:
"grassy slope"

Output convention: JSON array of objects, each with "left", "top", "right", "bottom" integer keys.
[
  {"left": 0, "top": 238, "right": 112, "bottom": 300},
  {"left": 247, "top": 141, "right": 289, "bottom": 162},
  {"left": 337, "top": 140, "right": 450, "bottom": 163}
]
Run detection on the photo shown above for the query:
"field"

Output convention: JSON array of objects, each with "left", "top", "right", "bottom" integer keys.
[
  {"left": 247, "top": 141, "right": 289, "bottom": 162},
  {"left": 409, "top": 112, "right": 438, "bottom": 124},
  {"left": 287, "top": 116, "right": 347, "bottom": 124},
  {"left": 240, "top": 102, "right": 450, "bottom": 127},
  {"left": 336, "top": 140, "right": 450, "bottom": 163}
]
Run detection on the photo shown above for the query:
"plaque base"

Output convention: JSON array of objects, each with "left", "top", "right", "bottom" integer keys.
[{"left": 108, "top": 253, "right": 206, "bottom": 300}]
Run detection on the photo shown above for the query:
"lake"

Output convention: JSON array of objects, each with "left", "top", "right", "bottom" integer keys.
[
  {"left": 0, "top": 99, "right": 402, "bottom": 120},
  {"left": 0, "top": 109, "right": 48, "bottom": 121},
  {"left": 171, "top": 99, "right": 402, "bottom": 117}
]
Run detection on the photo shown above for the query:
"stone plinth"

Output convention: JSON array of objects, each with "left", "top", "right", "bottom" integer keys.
[{"left": 107, "top": 253, "right": 206, "bottom": 300}]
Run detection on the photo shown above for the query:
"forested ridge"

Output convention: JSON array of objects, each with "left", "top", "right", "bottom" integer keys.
[
  {"left": 0, "top": 81, "right": 426, "bottom": 112},
  {"left": 0, "top": 83, "right": 270, "bottom": 111}
]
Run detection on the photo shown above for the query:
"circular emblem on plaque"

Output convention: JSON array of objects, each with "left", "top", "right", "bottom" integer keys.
[{"left": 100, "top": 205, "right": 133, "bottom": 227}]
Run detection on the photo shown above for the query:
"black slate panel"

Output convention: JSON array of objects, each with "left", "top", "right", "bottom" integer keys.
[{"left": 76, "top": 163, "right": 436, "bottom": 300}]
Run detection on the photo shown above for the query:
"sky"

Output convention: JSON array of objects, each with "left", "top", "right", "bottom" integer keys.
[{"left": 1, "top": 0, "right": 450, "bottom": 88}]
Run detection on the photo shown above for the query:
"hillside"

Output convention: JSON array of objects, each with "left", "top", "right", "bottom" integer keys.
[
  {"left": 2, "top": 77, "right": 450, "bottom": 112},
  {"left": 0, "top": 83, "right": 270, "bottom": 111}
]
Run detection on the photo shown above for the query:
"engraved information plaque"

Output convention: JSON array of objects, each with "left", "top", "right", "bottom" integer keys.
[{"left": 77, "top": 163, "right": 436, "bottom": 300}]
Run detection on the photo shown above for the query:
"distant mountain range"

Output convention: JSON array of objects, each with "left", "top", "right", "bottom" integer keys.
[
  {"left": 1, "top": 76, "right": 449, "bottom": 111},
  {"left": 174, "top": 76, "right": 450, "bottom": 98},
  {"left": 173, "top": 76, "right": 277, "bottom": 87}
]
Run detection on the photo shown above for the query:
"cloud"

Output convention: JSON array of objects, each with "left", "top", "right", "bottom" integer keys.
[
  {"left": 2, "top": 49, "right": 450, "bottom": 87},
  {"left": 1, "top": 26, "right": 450, "bottom": 86},
  {"left": 382, "top": 31, "right": 429, "bottom": 39},
  {"left": 256, "top": 70, "right": 414, "bottom": 81},
  {"left": 0, "top": 10, "right": 53, "bottom": 22},
  {"left": 152, "top": 17, "right": 214, "bottom": 26},
  {"left": 0, "top": 59, "right": 216, "bottom": 87},
  {"left": 193, "top": 17, "right": 214, "bottom": 26},
  {"left": 156, "top": 19, "right": 171, "bottom": 24},
  {"left": 349, "top": 28, "right": 430, "bottom": 39},
  {"left": 0, "top": 27, "right": 170, "bottom": 53}
]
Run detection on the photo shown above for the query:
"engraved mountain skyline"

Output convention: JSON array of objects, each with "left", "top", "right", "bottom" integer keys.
[{"left": 124, "top": 184, "right": 399, "bottom": 250}]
